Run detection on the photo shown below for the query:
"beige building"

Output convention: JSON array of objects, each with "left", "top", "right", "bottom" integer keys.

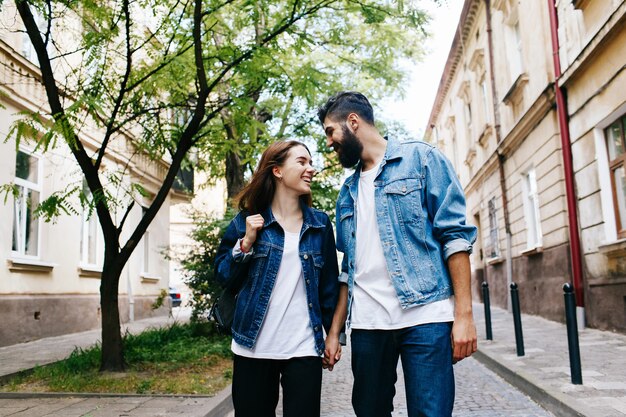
[
  {"left": 0, "top": 6, "right": 182, "bottom": 346},
  {"left": 556, "top": 0, "right": 626, "bottom": 332},
  {"left": 426, "top": 0, "right": 626, "bottom": 333}
]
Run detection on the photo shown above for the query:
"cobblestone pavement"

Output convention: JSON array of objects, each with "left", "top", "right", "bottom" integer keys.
[
  {"left": 269, "top": 343, "right": 554, "bottom": 417},
  {"left": 4, "top": 300, "right": 626, "bottom": 416}
]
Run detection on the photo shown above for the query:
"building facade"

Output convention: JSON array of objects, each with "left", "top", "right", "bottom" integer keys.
[
  {"left": 556, "top": 0, "right": 626, "bottom": 332},
  {"left": 425, "top": 0, "right": 626, "bottom": 333},
  {"left": 0, "top": 5, "right": 179, "bottom": 346}
]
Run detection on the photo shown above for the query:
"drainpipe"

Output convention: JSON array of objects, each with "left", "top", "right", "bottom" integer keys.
[
  {"left": 485, "top": 0, "right": 513, "bottom": 311},
  {"left": 547, "top": 0, "right": 585, "bottom": 327}
]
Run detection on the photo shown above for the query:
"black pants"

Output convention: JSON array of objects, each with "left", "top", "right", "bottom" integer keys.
[{"left": 232, "top": 354, "right": 322, "bottom": 417}]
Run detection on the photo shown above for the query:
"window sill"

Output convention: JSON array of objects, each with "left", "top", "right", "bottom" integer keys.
[
  {"left": 598, "top": 238, "right": 626, "bottom": 257},
  {"left": 487, "top": 256, "right": 504, "bottom": 265},
  {"left": 521, "top": 246, "right": 543, "bottom": 256},
  {"left": 573, "top": 0, "right": 591, "bottom": 10},
  {"left": 478, "top": 124, "right": 494, "bottom": 148},
  {"left": 502, "top": 73, "right": 529, "bottom": 105},
  {"left": 140, "top": 273, "right": 161, "bottom": 283},
  {"left": 78, "top": 264, "right": 102, "bottom": 279},
  {"left": 7, "top": 257, "right": 56, "bottom": 273}
]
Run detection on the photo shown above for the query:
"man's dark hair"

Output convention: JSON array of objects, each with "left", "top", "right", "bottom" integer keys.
[{"left": 317, "top": 91, "right": 375, "bottom": 126}]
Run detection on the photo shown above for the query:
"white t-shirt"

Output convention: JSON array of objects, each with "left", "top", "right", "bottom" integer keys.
[
  {"left": 351, "top": 162, "right": 454, "bottom": 330},
  {"left": 232, "top": 230, "right": 318, "bottom": 359}
]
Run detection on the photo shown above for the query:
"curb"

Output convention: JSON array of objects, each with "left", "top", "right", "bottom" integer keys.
[
  {"left": 0, "top": 391, "right": 214, "bottom": 399},
  {"left": 203, "top": 384, "right": 233, "bottom": 417},
  {"left": 473, "top": 350, "right": 590, "bottom": 417}
]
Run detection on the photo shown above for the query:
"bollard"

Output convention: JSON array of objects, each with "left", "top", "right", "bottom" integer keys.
[
  {"left": 482, "top": 282, "right": 493, "bottom": 340},
  {"left": 510, "top": 283, "right": 525, "bottom": 356},
  {"left": 563, "top": 283, "right": 583, "bottom": 384}
]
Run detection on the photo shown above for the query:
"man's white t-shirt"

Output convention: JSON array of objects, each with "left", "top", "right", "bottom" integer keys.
[
  {"left": 232, "top": 230, "right": 318, "bottom": 358},
  {"left": 350, "top": 162, "right": 455, "bottom": 330}
]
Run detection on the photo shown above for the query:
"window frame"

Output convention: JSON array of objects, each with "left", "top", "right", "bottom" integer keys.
[
  {"left": 141, "top": 206, "right": 151, "bottom": 274},
  {"left": 487, "top": 197, "right": 500, "bottom": 259},
  {"left": 12, "top": 148, "right": 43, "bottom": 259},
  {"left": 80, "top": 181, "right": 104, "bottom": 268},
  {"left": 605, "top": 115, "right": 626, "bottom": 239},
  {"left": 521, "top": 167, "right": 543, "bottom": 248}
]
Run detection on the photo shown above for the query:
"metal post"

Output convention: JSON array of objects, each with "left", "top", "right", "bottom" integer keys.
[
  {"left": 564, "top": 283, "right": 583, "bottom": 384},
  {"left": 482, "top": 282, "right": 493, "bottom": 340},
  {"left": 510, "top": 283, "right": 524, "bottom": 356}
]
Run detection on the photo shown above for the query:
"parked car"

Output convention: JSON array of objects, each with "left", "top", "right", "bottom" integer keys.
[{"left": 169, "top": 286, "right": 182, "bottom": 308}]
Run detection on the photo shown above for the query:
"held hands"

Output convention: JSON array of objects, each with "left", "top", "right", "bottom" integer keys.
[
  {"left": 322, "top": 333, "right": 342, "bottom": 371},
  {"left": 451, "top": 314, "right": 478, "bottom": 364},
  {"left": 241, "top": 214, "right": 264, "bottom": 252}
]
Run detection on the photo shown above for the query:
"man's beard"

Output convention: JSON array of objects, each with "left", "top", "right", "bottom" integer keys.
[{"left": 336, "top": 125, "right": 363, "bottom": 168}]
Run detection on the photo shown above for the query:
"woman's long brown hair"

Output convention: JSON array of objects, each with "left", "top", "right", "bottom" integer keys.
[{"left": 236, "top": 140, "right": 313, "bottom": 214}]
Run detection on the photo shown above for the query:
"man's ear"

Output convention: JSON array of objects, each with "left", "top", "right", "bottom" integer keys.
[{"left": 347, "top": 113, "right": 359, "bottom": 132}]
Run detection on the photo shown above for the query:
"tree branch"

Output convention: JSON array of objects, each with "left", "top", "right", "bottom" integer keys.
[
  {"left": 95, "top": 0, "right": 133, "bottom": 171},
  {"left": 15, "top": 0, "right": 118, "bottom": 246}
]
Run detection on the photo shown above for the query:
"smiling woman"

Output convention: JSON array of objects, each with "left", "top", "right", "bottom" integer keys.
[{"left": 213, "top": 140, "right": 345, "bottom": 417}]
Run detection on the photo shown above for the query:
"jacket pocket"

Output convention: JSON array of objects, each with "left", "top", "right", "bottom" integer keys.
[
  {"left": 383, "top": 178, "right": 422, "bottom": 225},
  {"left": 249, "top": 243, "right": 270, "bottom": 282}
]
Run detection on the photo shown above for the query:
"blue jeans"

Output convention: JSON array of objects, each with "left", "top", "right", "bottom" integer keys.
[{"left": 350, "top": 322, "right": 454, "bottom": 417}]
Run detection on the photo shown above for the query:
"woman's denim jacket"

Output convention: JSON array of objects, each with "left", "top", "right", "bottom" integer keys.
[
  {"left": 335, "top": 137, "right": 477, "bottom": 326},
  {"left": 214, "top": 204, "right": 339, "bottom": 356}
]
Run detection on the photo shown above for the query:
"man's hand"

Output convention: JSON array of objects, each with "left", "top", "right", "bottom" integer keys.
[
  {"left": 451, "top": 313, "right": 477, "bottom": 363},
  {"left": 447, "top": 251, "right": 477, "bottom": 363},
  {"left": 322, "top": 333, "right": 342, "bottom": 371}
]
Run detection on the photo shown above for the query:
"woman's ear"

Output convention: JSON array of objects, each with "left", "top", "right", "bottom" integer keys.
[{"left": 272, "top": 166, "right": 283, "bottom": 181}]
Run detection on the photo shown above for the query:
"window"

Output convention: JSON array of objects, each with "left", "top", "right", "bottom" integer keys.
[
  {"left": 505, "top": 18, "right": 524, "bottom": 82},
  {"left": 80, "top": 180, "right": 102, "bottom": 267},
  {"left": 141, "top": 206, "right": 150, "bottom": 274},
  {"left": 464, "top": 102, "right": 473, "bottom": 141},
  {"left": 481, "top": 78, "right": 490, "bottom": 124},
  {"left": 21, "top": 10, "right": 46, "bottom": 64},
  {"left": 605, "top": 116, "right": 626, "bottom": 238},
  {"left": 488, "top": 198, "right": 500, "bottom": 258},
  {"left": 12, "top": 150, "right": 42, "bottom": 257},
  {"left": 522, "top": 168, "right": 543, "bottom": 248}
]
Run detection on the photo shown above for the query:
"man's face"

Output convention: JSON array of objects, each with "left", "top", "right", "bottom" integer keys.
[{"left": 323, "top": 118, "right": 363, "bottom": 168}]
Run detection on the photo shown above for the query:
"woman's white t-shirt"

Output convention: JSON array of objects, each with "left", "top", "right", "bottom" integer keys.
[{"left": 232, "top": 230, "right": 318, "bottom": 359}]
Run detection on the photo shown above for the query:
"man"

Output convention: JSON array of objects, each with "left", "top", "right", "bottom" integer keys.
[{"left": 318, "top": 91, "right": 478, "bottom": 417}]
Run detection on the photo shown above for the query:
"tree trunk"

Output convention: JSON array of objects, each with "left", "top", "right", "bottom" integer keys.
[
  {"left": 99, "top": 257, "right": 125, "bottom": 371},
  {"left": 225, "top": 149, "right": 245, "bottom": 204}
]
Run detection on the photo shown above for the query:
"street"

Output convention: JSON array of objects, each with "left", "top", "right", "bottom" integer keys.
[{"left": 269, "top": 344, "right": 554, "bottom": 417}]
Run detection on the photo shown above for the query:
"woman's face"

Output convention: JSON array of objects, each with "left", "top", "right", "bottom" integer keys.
[{"left": 276, "top": 145, "right": 316, "bottom": 196}]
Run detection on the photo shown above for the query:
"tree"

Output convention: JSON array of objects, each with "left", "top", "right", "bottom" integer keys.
[
  {"left": 6, "top": 0, "right": 433, "bottom": 371},
  {"left": 194, "top": 3, "right": 431, "bottom": 202}
]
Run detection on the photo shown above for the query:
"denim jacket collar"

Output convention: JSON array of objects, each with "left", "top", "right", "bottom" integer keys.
[
  {"left": 259, "top": 202, "right": 325, "bottom": 231},
  {"left": 344, "top": 136, "right": 403, "bottom": 193}
]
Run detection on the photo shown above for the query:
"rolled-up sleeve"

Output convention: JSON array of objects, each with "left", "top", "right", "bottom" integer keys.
[{"left": 214, "top": 215, "right": 251, "bottom": 290}]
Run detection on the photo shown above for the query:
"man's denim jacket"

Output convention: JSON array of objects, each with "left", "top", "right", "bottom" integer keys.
[
  {"left": 214, "top": 204, "right": 339, "bottom": 356},
  {"left": 335, "top": 137, "right": 477, "bottom": 326}
]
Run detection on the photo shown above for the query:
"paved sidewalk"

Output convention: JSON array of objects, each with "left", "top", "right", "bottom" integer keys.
[
  {"left": 2, "top": 303, "right": 625, "bottom": 416},
  {"left": 473, "top": 303, "right": 626, "bottom": 417},
  {"left": 0, "top": 308, "right": 233, "bottom": 417}
]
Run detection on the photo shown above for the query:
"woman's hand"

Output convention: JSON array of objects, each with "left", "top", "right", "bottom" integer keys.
[
  {"left": 322, "top": 333, "right": 342, "bottom": 371},
  {"left": 241, "top": 214, "right": 264, "bottom": 252}
]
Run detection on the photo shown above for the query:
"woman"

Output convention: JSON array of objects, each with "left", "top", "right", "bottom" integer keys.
[{"left": 214, "top": 140, "right": 344, "bottom": 417}]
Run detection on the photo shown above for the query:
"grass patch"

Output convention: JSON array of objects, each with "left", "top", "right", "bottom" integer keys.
[{"left": 0, "top": 322, "right": 233, "bottom": 395}]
